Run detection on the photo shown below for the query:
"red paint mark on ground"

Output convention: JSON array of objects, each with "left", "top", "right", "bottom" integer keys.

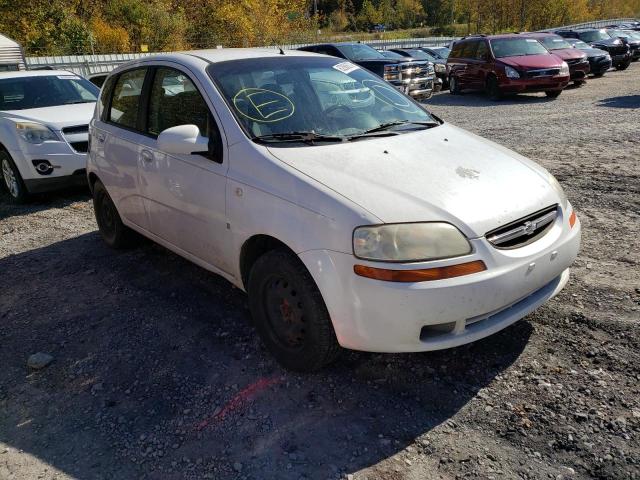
[{"left": 195, "top": 377, "right": 280, "bottom": 431}]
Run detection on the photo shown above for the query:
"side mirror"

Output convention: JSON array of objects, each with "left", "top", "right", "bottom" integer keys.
[{"left": 157, "top": 124, "right": 209, "bottom": 155}]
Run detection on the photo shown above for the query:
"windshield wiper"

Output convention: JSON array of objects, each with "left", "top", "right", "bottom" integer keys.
[
  {"left": 348, "top": 120, "right": 439, "bottom": 139},
  {"left": 65, "top": 100, "right": 94, "bottom": 105},
  {"left": 252, "top": 131, "right": 345, "bottom": 144}
]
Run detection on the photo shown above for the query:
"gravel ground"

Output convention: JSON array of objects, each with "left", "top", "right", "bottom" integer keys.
[{"left": 1, "top": 64, "right": 639, "bottom": 480}]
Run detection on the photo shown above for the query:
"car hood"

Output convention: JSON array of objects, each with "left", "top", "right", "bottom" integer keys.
[
  {"left": 581, "top": 47, "right": 610, "bottom": 57},
  {"left": 548, "top": 48, "right": 587, "bottom": 60},
  {"left": 589, "top": 38, "right": 624, "bottom": 48},
  {"left": 2, "top": 103, "right": 95, "bottom": 131},
  {"left": 267, "top": 123, "right": 560, "bottom": 238},
  {"left": 498, "top": 54, "right": 563, "bottom": 70}
]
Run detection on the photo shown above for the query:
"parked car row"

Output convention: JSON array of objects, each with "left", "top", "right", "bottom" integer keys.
[{"left": 0, "top": 45, "right": 585, "bottom": 371}]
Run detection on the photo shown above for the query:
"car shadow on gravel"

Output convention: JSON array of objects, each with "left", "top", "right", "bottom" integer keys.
[
  {"left": 597, "top": 94, "right": 640, "bottom": 109},
  {"left": 0, "top": 187, "right": 91, "bottom": 220},
  {"left": 426, "top": 92, "right": 555, "bottom": 107},
  {"left": 0, "top": 233, "right": 533, "bottom": 479}
]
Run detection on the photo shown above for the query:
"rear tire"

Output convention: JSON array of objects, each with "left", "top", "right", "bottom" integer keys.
[
  {"left": 449, "top": 76, "right": 461, "bottom": 95},
  {"left": 0, "top": 150, "right": 28, "bottom": 203},
  {"left": 545, "top": 90, "right": 562, "bottom": 99},
  {"left": 248, "top": 249, "right": 341, "bottom": 372},
  {"left": 486, "top": 76, "right": 502, "bottom": 101},
  {"left": 593, "top": 72, "right": 605, "bottom": 78},
  {"left": 92, "top": 179, "right": 137, "bottom": 249}
]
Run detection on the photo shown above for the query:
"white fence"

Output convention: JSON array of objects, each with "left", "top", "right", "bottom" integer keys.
[
  {"left": 26, "top": 53, "right": 152, "bottom": 77},
  {"left": 24, "top": 17, "right": 638, "bottom": 76}
]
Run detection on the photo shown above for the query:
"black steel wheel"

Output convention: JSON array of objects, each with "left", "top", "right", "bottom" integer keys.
[
  {"left": 248, "top": 249, "right": 341, "bottom": 372},
  {"left": 92, "top": 179, "right": 137, "bottom": 248}
]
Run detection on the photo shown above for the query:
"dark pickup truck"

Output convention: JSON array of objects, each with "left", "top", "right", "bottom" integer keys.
[
  {"left": 298, "top": 42, "right": 435, "bottom": 99},
  {"left": 555, "top": 28, "right": 632, "bottom": 70}
]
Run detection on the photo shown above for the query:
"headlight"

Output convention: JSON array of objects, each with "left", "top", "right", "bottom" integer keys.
[
  {"left": 15, "top": 122, "right": 59, "bottom": 144},
  {"left": 547, "top": 173, "right": 568, "bottom": 210},
  {"left": 435, "top": 63, "right": 446, "bottom": 73},
  {"left": 559, "top": 61, "right": 570, "bottom": 76},
  {"left": 383, "top": 64, "right": 401, "bottom": 81},
  {"left": 505, "top": 65, "right": 520, "bottom": 79},
  {"left": 353, "top": 223, "right": 472, "bottom": 262}
]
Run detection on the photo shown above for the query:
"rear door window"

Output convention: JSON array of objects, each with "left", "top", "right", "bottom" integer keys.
[
  {"left": 475, "top": 41, "right": 488, "bottom": 60},
  {"left": 109, "top": 68, "right": 147, "bottom": 130},
  {"left": 460, "top": 41, "right": 479, "bottom": 59}
]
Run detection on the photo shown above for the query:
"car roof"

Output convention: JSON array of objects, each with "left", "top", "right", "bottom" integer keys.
[
  {"left": 181, "top": 48, "right": 323, "bottom": 63},
  {"left": 0, "top": 70, "right": 78, "bottom": 79},
  {"left": 521, "top": 32, "right": 561, "bottom": 38}
]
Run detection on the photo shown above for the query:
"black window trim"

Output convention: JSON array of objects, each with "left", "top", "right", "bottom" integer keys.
[
  {"left": 103, "top": 64, "right": 224, "bottom": 164},
  {"left": 103, "top": 66, "right": 152, "bottom": 135}
]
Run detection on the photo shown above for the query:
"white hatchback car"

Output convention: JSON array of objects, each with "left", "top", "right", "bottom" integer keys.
[
  {"left": 88, "top": 49, "right": 581, "bottom": 371},
  {"left": 0, "top": 70, "right": 99, "bottom": 202}
]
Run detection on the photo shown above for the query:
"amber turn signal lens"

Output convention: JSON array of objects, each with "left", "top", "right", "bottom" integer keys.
[
  {"left": 569, "top": 211, "right": 577, "bottom": 228},
  {"left": 354, "top": 260, "right": 487, "bottom": 283}
]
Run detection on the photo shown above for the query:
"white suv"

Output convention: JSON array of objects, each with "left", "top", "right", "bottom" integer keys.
[
  {"left": 88, "top": 49, "right": 581, "bottom": 371},
  {"left": 0, "top": 70, "right": 98, "bottom": 202}
]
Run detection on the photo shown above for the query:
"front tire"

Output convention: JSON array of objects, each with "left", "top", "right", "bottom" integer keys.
[
  {"left": 545, "top": 90, "right": 562, "bottom": 98},
  {"left": 92, "top": 179, "right": 137, "bottom": 249},
  {"left": 449, "top": 76, "right": 461, "bottom": 95},
  {"left": 1, "top": 150, "right": 28, "bottom": 203},
  {"left": 486, "top": 76, "right": 502, "bottom": 101},
  {"left": 616, "top": 60, "right": 630, "bottom": 70},
  {"left": 248, "top": 249, "right": 341, "bottom": 372}
]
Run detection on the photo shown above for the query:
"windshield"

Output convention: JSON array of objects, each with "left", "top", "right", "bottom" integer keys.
[
  {"left": 579, "top": 30, "right": 611, "bottom": 42},
  {"left": 337, "top": 44, "right": 386, "bottom": 61},
  {"left": 403, "top": 49, "right": 437, "bottom": 61},
  {"left": 429, "top": 47, "right": 451, "bottom": 59},
  {"left": 380, "top": 51, "right": 405, "bottom": 59},
  {"left": 571, "top": 40, "right": 590, "bottom": 49},
  {"left": 208, "top": 56, "right": 436, "bottom": 142},
  {"left": 539, "top": 36, "right": 572, "bottom": 50},
  {"left": 607, "top": 29, "right": 631, "bottom": 39},
  {"left": 0, "top": 75, "right": 98, "bottom": 111},
  {"left": 489, "top": 38, "right": 548, "bottom": 58}
]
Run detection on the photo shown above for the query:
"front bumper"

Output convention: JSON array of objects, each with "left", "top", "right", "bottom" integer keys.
[
  {"left": 588, "top": 56, "right": 612, "bottom": 74},
  {"left": 500, "top": 75, "right": 570, "bottom": 93},
  {"left": 300, "top": 210, "right": 581, "bottom": 353},
  {"left": 390, "top": 76, "right": 435, "bottom": 98},
  {"left": 9, "top": 141, "right": 88, "bottom": 193},
  {"left": 569, "top": 62, "right": 590, "bottom": 80},
  {"left": 611, "top": 52, "right": 631, "bottom": 65}
]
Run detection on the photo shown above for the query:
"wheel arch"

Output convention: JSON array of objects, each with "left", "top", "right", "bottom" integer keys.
[{"left": 239, "top": 234, "right": 299, "bottom": 291}]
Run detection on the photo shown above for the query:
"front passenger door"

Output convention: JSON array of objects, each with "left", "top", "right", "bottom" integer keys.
[{"left": 136, "top": 66, "right": 232, "bottom": 274}]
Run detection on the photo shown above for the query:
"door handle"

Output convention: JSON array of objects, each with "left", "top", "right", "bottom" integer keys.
[{"left": 140, "top": 150, "right": 154, "bottom": 164}]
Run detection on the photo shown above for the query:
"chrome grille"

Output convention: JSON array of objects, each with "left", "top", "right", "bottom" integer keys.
[
  {"left": 486, "top": 205, "right": 558, "bottom": 249},
  {"left": 61, "top": 125, "right": 89, "bottom": 153},
  {"left": 523, "top": 68, "right": 560, "bottom": 78}
]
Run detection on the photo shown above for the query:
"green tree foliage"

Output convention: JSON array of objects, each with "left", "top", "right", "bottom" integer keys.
[{"left": 0, "top": 0, "right": 638, "bottom": 54}]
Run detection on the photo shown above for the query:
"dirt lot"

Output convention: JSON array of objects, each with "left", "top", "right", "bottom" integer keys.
[{"left": 1, "top": 64, "right": 639, "bottom": 480}]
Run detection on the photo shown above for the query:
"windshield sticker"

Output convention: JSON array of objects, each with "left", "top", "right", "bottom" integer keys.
[
  {"left": 361, "top": 79, "right": 418, "bottom": 113},
  {"left": 525, "top": 39, "right": 538, "bottom": 43},
  {"left": 57, "top": 75, "right": 81, "bottom": 80},
  {"left": 333, "top": 62, "right": 360, "bottom": 74},
  {"left": 233, "top": 88, "right": 295, "bottom": 123}
]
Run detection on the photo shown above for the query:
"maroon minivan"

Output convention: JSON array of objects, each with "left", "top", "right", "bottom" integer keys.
[
  {"left": 521, "top": 32, "right": 590, "bottom": 85},
  {"left": 446, "top": 34, "right": 571, "bottom": 100}
]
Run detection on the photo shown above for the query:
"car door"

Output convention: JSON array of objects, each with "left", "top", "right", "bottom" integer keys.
[
  {"left": 96, "top": 67, "right": 151, "bottom": 230},
  {"left": 467, "top": 40, "right": 489, "bottom": 89},
  {"left": 448, "top": 41, "right": 471, "bottom": 87},
  {"left": 134, "top": 65, "right": 232, "bottom": 274}
]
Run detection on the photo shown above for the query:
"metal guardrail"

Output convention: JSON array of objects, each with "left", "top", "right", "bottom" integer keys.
[
  {"left": 26, "top": 53, "right": 153, "bottom": 76},
  {"left": 24, "top": 18, "right": 638, "bottom": 77}
]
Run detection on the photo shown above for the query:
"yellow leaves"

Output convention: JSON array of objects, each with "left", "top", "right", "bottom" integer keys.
[{"left": 91, "top": 17, "right": 130, "bottom": 53}]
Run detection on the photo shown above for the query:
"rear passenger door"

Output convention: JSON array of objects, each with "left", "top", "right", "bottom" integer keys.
[
  {"left": 97, "top": 67, "right": 151, "bottom": 230},
  {"left": 134, "top": 65, "right": 233, "bottom": 274},
  {"left": 466, "top": 40, "right": 489, "bottom": 89}
]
